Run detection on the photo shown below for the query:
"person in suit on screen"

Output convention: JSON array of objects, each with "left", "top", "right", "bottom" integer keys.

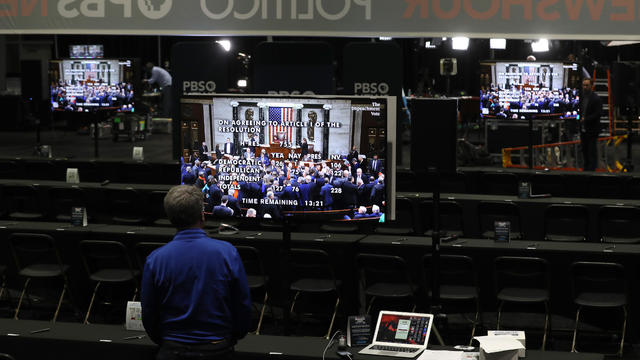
[
  {"left": 224, "top": 138, "right": 235, "bottom": 156},
  {"left": 213, "top": 195, "right": 234, "bottom": 218}
]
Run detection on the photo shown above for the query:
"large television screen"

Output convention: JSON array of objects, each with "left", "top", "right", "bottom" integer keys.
[
  {"left": 49, "top": 59, "right": 136, "bottom": 112},
  {"left": 480, "top": 61, "right": 581, "bottom": 120},
  {"left": 179, "top": 94, "right": 396, "bottom": 222},
  {"left": 69, "top": 44, "right": 104, "bottom": 59}
]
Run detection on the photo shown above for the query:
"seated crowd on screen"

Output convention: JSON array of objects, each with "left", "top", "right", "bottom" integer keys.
[
  {"left": 51, "top": 81, "right": 134, "bottom": 111},
  {"left": 481, "top": 85, "right": 580, "bottom": 119},
  {"left": 180, "top": 147, "right": 385, "bottom": 220}
]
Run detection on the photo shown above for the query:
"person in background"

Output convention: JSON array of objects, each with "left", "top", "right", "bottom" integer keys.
[
  {"left": 579, "top": 77, "right": 603, "bottom": 171},
  {"left": 141, "top": 186, "right": 251, "bottom": 360},
  {"left": 144, "top": 62, "right": 172, "bottom": 118}
]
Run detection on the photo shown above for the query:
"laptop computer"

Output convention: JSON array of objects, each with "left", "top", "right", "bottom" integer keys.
[{"left": 358, "top": 310, "right": 434, "bottom": 358}]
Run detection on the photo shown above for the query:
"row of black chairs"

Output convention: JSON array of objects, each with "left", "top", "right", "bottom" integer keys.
[
  {"left": 0, "top": 185, "right": 168, "bottom": 225},
  {"left": 4, "top": 183, "right": 640, "bottom": 243},
  {"left": 399, "top": 170, "right": 640, "bottom": 199},
  {"left": 2, "top": 156, "right": 638, "bottom": 199},
  {"left": 0, "top": 235, "right": 629, "bottom": 355},
  {"left": 1, "top": 233, "right": 163, "bottom": 323},
  {"left": 379, "top": 198, "right": 640, "bottom": 242},
  {"left": 0, "top": 158, "right": 178, "bottom": 185},
  {"left": 240, "top": 247, "right": 628, "bottom": 355}
]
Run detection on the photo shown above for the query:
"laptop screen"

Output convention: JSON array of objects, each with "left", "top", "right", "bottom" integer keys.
[{"left": 375, "top": 313, "right": 431, "bottom": 345}]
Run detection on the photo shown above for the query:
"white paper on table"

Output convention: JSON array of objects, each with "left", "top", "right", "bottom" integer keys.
[
  {"left": 418, "top": 350, "right": 463, "bottom": 360},
  {"left": 473, "top": 336, "right": 524, "bottom": 353}
]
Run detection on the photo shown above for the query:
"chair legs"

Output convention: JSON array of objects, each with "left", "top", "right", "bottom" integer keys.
[
  {"left": 542, "top": 301, "right": 550, "bottom": 351},
  {"left": 255, "top": 292, "right": 268, "bottom": 335},
  {"left": 498, "top": 300, "right": 549, "bottom": 350},
  {"left": 618, "top": 306, "right": 627, "bottom": 358},
  {"left": 84, "top": 282, "right": 101, "bottom": 324},
  {"left": 14, "top": 278, "right": 31, "bottom": 320},
  {"left": 469, "top": 299, "right": 480, "bottom": 346},
  {"left": 365, "top": 296, "right": 377, "bottom": 315},
  {"left": 52, "top": 284, "right": 67, "bottom": 323},
  {"left": 572, "top": 305, "right": 627, "bottom": 357},
  {"left": 289, "top": 291, "right": 300, "bottom": 314},
  {"left": 325, "top": 297, "right": 340, "bottom": 339},
  {"left": 571, "top": 306, "right": 581, "bottom": 352},
  {"left": 496, "top": 301, "right": 504, "bottom": 330}
]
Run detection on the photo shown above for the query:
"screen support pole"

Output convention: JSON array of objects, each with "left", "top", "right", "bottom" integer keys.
[
  {"left": 428, "top": 167, "right": 445, "bottom": 346},
  {"left": 623, "top": 112, "right": 634, "bottom": 172},
  {"left": 528, "top": 117, "right": 534, "bottom": 169},
  {"left": 93, "top": 112, "right": 100, "bottom": 158},
  {"left": 282, "top": 216, "right": 292, "bottom": 335}
]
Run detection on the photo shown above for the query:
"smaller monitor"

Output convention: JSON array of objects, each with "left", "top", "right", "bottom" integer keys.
[
  {"left": 49, "top": 59, "right": 136, "bottom": 113},
  {"left": 69, "top": 45, "right": 104, "bottom": 59}
]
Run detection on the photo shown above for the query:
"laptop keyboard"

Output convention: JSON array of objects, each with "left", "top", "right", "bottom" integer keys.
[{"left": 370, "top": 345, "right": 419, "bottom": 353}]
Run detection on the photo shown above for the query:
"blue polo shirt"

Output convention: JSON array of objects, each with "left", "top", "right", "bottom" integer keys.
[{"left": 141, "top": 228, "right": 252, "bottom": 344}]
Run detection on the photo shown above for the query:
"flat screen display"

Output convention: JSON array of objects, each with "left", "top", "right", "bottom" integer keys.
[
  {"left": 69, "top": 44, "right": 104, "bottom": 59},
  {"left": 375, "top": 314, "right": 431, "bottom": 345},
  {"left": 480, "top": 61, "right": 581, "bottom": 120},
  {"left": 179, "top": 94, "right": 396, "bottom": 223},
  {"left": 49, "top": 59, "right": 135, "bottom": 112}
]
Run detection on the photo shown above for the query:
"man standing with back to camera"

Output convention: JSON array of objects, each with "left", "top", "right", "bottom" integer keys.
[
  {"left": 580, "top": 78, "right": 603, "bottom": 171},
  {"left": 142, "top": 185, "right": 252, "bottom": 360}
]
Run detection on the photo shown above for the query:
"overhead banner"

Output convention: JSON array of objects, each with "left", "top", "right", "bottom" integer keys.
[{"left": 3, "top": 0, "right": 640, "bottom": 39}]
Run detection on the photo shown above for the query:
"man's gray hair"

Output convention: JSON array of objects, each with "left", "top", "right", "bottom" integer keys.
[{"left": 164, "top": 185, "right": 203, "bottom": 229}]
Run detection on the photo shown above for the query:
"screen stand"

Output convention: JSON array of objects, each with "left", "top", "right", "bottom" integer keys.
[
  {"left": 282, "top": 216, "right": 292, "bottom": 335},
  {"left": 428, "top": 167, "right": 445, "bottom": 346},
  {"left": 93, "top": 112, "right": 100, "bottom": 158},
  {"left": 622, "top": 113, "right": 635, "bottom": 172}
]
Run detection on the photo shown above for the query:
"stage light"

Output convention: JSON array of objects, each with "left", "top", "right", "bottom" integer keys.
[
  {"left": 490, "top": 38, "right": 506, "bottom": 50},
  {"left": 216, "top": 40, "right": 231, "bottom": 52},
  {"left": 531, "top": 39, "right": 549, "bottom": 52},
  {"left": 237, "top": 79, "right": 247, "bottom": 88},
  {"left": 452, "top": 37, "right": 469, "bottom": 51}
]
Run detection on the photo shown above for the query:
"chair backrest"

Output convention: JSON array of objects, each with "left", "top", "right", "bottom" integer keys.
[
  {"left": 8, "top": 233, "right": 63, "bottom": 271},
  {"left": 587, "top": 175, "right": 625, "bottom": 199},
  {"left": 480, "top": 172, "right": 519, "bottom": 196},
  {"left": 376, "top": 197, "right": 415, "bottom": 233},
  {"left": 148, "top": 191, "right": 168, "bottom": 220},
  {"left": 530, "top": 173, "right": 565, "bottom": 197},
  {"left": 288, "top": 248, "right": 336, "bottom": 285},
  {"left": 570, "top": 262, "right": 627, "bottom": 302},
  {"left": 598, "top": 205, "right": 640, "bottom": 242},
  {"left": 4, "top": 185, "right": 43, "bottom": 215},
  {"left": 356, "top": 253, "right": 414, "bottom": 291},
  {"left": 423, "top": 254, "right": 477, "bottom": 290},
  {"left": 49, "top": 187, "right": 87, "bottom": 220},
  {"left": 420, "top": 200, "right": 464, "bottom": 235},
  {"left": 234, "top": 245, "right": 266, "bottom": 280},
  {"left": 106, "top": 188, "right": 145, "bottom": 219},
  {"left": 478, "top": 201, "right": 522, "bottom": 237},
  {"left": 544, "top": 204, "right": 588, "bottom": 241},
  {"left": 134, "top": 242, "right": 166, "bottom": 272},
  {"left": 494, "top": 256, "right": 549, "bottom": 293},
  {"left": 79, "top": 240, "right": 135, "bottom": 276}
]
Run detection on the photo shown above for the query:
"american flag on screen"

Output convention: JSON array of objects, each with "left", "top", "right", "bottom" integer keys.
[{"left": 268, "top": 106, "right": 294, "bottom": 145}]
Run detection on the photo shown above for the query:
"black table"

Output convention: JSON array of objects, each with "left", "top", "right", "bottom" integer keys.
[
  {"left": 397, "top": 191, "right": 640, "bottom": 241},
  {"left": 0, "top": 319, "right": 604, "bottom": 360}
]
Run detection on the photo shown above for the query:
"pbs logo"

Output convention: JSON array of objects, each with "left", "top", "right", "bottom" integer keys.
[
  {"left": 354, "top": 82, "right": 390, "bottom": 95},
  {"left": 138, "top": 0, "right": 173, "bottom": 19}
]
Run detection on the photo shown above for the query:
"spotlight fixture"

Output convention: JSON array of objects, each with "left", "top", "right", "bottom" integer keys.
[
  {"left": 237, "top": 79, "right": 247, "bottom": 88},
  {"left": 452, "top": 37, "right": 469, "bottom": 51},
  {"left": 216, "top": 40, "right": 231, "bottom": 52},
  {"left": 531, "top": 39, "right": 549, "bottom": 52},
  {"left": 490, "top": 38, "right": 506, "bottom": 50}
]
